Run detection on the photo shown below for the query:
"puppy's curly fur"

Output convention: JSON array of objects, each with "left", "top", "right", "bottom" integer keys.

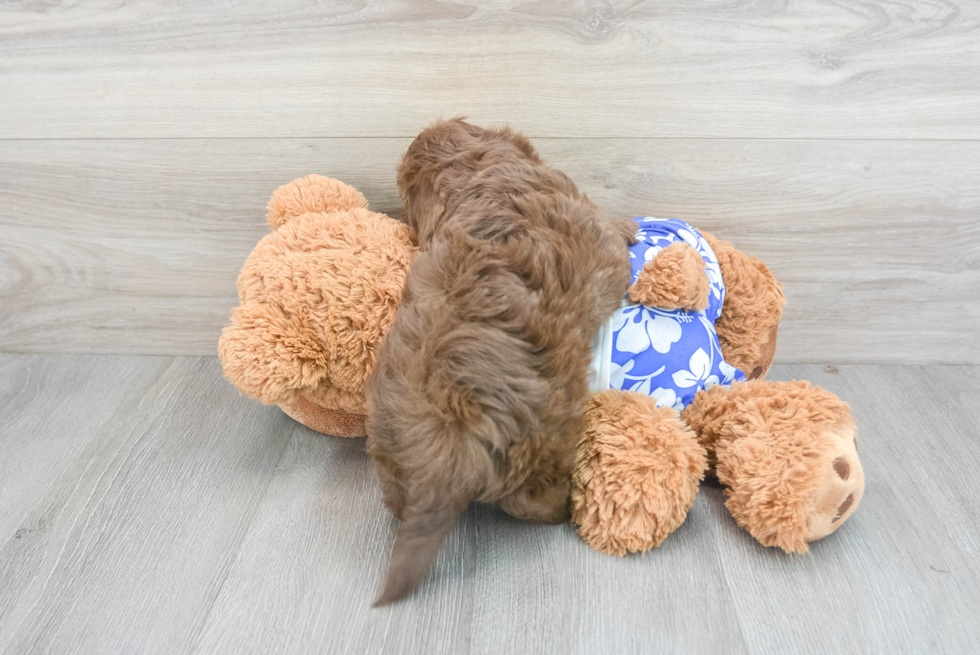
[{"left": 366, "top": 119, "right": 635, "bottom": 604}]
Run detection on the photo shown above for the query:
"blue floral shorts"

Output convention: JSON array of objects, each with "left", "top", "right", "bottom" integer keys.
[{"left": 589, "top": 217, "right": 746, "bottom": 411}]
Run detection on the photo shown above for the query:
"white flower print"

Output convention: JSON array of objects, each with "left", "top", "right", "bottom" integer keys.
[
  {"left": 672, "top": 348, "right": 714, "bottom": 388},
  {"left": 609, "top": 358, "right": 634, "bottom": 389},
  {"left": 614, "top": 308, "right": 682, "bottom": 355},
  {"left": 644, "top": 245, "right": 664, "bottom": 263},
  {"left": 718, "top": 360, "right": 737, "bottom": 383},
  {"left": 611, "top": 359, "right": 665, "bottom": 397},
  {"left": 630, "top": 230, "right": 648, "bottom": 257},
  {"left": 651, "top": 386, "right": 676, "bottom": 409},
  {"left": 649, "top": 387, "right": 684, "bottom": 412},
  {"left": 647, "top": 313, "right": 683, "bottom": 353},
  {"left": 629, "top": 377, "right": 653, "bottom": 396},
  {"left": 705, "top": 265, "right": 722, "bottom": 299}
]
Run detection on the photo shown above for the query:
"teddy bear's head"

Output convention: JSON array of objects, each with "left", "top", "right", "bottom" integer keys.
[
  {"left": 702, "top": 232, "right": 787, "bottom": 380},
  {"left": 218, "top": 175, "right": 417, "bottom": 436}
]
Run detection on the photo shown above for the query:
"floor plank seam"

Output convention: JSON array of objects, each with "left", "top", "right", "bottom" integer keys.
[{"left": 182, "top": 415, "right": 295, "bottom": 655}]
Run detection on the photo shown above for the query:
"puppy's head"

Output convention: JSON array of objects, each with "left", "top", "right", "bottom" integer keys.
[{"left": 397, "top": 118, "right": 541, "bottom": 244}]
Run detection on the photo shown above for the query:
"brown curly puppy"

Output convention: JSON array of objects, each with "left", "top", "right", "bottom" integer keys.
[{"left": 366, "top": 119, "right": 635, "bottom": 605}]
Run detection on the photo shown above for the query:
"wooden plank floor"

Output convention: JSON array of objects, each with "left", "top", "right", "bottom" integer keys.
[{"left": 1, "top": 355, "right": 977, "bottom": 654}]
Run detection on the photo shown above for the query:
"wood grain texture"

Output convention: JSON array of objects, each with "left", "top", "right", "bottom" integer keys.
[
  {"left": 1, "top": 138, "right": 977, "bottom": 363},
  {"left": 3, "top": 357, "right": 978, "bottom": 654},
  {"left": 195, "top": 436, "right": 749, "bottom": 655},
  {"left": 707, "top": 364, "right": 980, "bottom": 654},
  {"left": 0, "top": 354, "right": 171, "bottom": 541},
  {"left": 1, "top": 0, "right": 979, "bottom": 139},
  {"left": 0, "top": 355, "right": 293, "bottom": 655},
  {"left": 196, "top": 364, "right": 980, "bottom": 655}
]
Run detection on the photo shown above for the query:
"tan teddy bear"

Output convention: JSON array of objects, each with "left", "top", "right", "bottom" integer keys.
[
  {"left": 219, "top": 175, "right": 864, "bottom": 559},
  {"left": 219, "top": 174, "right": 416, "bottom": 437},
  {"left": 571, "top": 226, "right": 865, "bottom": 555}
]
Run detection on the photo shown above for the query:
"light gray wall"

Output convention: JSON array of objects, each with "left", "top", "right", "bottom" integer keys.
[{"left": 1, "top": 1, "right": 978, "bottom": 363}]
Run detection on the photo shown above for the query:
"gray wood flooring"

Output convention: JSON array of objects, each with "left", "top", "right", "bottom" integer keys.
[{"left": 1, "top": 355, "right": 977, "bottom": 654}]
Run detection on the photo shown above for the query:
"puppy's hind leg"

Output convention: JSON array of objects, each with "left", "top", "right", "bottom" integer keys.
[{"left": 498, "top": 474, "right": 572, "bottom": 524}]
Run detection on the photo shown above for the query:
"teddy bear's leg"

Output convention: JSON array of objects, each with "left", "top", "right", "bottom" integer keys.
[
  {"left": 682, "top": 380, "right": 864, "bottom": 553},
  {"left": 498, "top": 476, "right": 571, "bottom": 525},
  {"left": 572, "top": 389, "right": 707, "bottom": 556},
  {"left": 219, "top": 302, "right": 331, "bottom": 405},
  {"left": 220, "top": 302, "right": 373, "bottom": 437}
]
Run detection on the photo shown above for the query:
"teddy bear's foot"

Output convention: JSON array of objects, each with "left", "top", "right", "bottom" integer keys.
[
  {"left": 572, "top": 390, "right": 707, "bottom": 556},
  {"left": 279, "top": 396, "right": 367, "bottom": 438},
  {"left": 693, "top": 380, "right": 864, "bottom": 553}
]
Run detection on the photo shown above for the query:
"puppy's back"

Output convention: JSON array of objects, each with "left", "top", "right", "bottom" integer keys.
[{"left": 368, "top": 120, "right": 633, "bottom": 605}]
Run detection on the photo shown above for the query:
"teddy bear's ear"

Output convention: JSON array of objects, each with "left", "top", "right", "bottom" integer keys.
[
  {"left": 218, "top": 302, "right": 330, "bottom": 405},
  {"left": 265, "top": 174, "right": 369, "bottom": 229}
]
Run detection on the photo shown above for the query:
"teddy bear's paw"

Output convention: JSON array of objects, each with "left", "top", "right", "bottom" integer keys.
[
  {"left": 572, "top": 390, "right": 707, "bottom": 556},
  {"left": 266, "top": 174, "right": 368, "bottom": 229},
  {"left": 628, "top": 241, "right": 710, "bottom": 313},
  {"left": 718, "top": 418, "right": 864, "bottom": 553}
]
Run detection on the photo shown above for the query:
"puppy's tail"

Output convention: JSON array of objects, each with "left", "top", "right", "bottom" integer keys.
[{"left": 373, "top": 493, "right": 468, "bottom": 607}]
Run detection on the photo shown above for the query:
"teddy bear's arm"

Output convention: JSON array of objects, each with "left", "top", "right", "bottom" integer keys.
[
  {"left": 628, "top": 241, "right": 710, "bottom": 312},
  {"left": 572, "top": 389, "right": 706, "bottom": 556}
]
